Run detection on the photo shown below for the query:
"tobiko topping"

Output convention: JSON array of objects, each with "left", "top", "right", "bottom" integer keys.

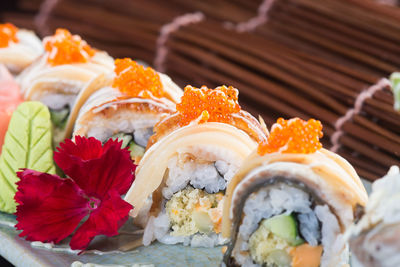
[
  {"left": 176, "top": 85, "right": 241, "bottom": 126},
  {"left": 0, "top": 23, "right": 18, "bottom": 48},
  {"left": 44, "top": 29, "right": 96, "bottom": 66},
  {"left": 113, "top": 58, "right": 164, "bottom": 99},
  {"left": 15, "top": 136, "right": 136, "bottom": 251},
  {"left": 258, "top": 118, "right": 323, "bottom": 155}
]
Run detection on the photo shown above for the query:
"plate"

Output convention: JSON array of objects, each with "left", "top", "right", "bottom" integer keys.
[
  {"left": 0, "top": 212, "right": 222, "bottom": 267},
  {"left": 0, "top": 179, "right": 372, "bottom": 267}
]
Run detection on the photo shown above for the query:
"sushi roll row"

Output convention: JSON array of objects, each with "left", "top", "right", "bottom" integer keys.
[
  {"left": 0, "top": 24, "right": 182, "bottom": 154},
  {"left": 0, "top": 25, "right": 183, "bottom": 212},
  {"left": 0, "top": 23, "right": 382, "bottom": 267},
  {"left": 123, "top": 112, "right": 368, "bottom": 267}
]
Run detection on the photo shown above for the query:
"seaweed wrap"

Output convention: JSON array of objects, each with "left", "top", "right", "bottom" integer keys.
[
  {"left": 221, "top": 118, "right": 367, "bottom": 267},
  {"left": 18, "top": 29, "right": 114, "bottom": 143},
  {"left": 0, "top": 23, "right": 43, "bottom": 74},
  {"left": 349, "top": 166, "right": 400, "bottom": 267},
  {"left": 73, "top": 58, "right": 182, "bottom": 162},
  {"left": 124, "top": 85, "right": 267, "bottom": 247}
]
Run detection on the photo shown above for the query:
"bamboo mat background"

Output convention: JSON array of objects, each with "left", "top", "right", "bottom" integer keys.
[{"left": 1, "top": 0, "right": 399, "bottom": 181}]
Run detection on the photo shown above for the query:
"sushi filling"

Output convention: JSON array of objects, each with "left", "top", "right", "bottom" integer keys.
[
  {"left": 50, "top": 106, "right": 70, "bottom": 129},
  {"left": 41, "top": 92, "right": 77, "bottom": 131},
  {"left": 232, "top": 183, "right": 340, "bottom": 267},
  {"left": 143, "top": 155, "right": 237, "bottom": 247},
  {"left": 104, "top": 129, "right": 153, "bottom": 160},
  {"left": 49, "top": 106, "right": 71, "bottom": 144},
  {"left": 166, "top": 187, "right": 224, "bottom": 236},
  {"left": 40, "top": 92, "right": 77, "bottom": 143}
]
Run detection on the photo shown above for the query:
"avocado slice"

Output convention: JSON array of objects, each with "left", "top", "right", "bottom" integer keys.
[
  {"left": 110, "top": 133, "right": 132, "bottom": 149},
  {"left": 264, "top": 214, "right": 304, "bottom": 246},
  {"left": 128, "top": 141, "right": 145, "bottom": 158},
  {"left": 49, "top": 108, "right": 69, "bottom": 129}
]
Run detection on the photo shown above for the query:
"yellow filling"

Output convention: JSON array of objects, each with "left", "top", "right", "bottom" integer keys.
[
  {"left": 248, "top": 219, "right": 323, "bottom": 267},
  {"left": 249, "top": 220, "right": 292, "bottom": 266},
  {"left": 165, "top": 187, "right": 224, "bottom": 236}
]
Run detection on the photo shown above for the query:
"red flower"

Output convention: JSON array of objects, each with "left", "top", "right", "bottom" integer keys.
[{"left": 14, "top": 136, "right": 136, "bottom": 251}]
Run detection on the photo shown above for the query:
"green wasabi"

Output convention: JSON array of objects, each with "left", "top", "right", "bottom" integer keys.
[{"left": 0, "top": 101, "right": 56, "bottom": 213}]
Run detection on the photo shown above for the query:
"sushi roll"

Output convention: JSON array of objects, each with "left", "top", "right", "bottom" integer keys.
[
  {"left": 349, "top": 166, "right": 400, "bottom": 267},
  {"left": 18, "top": 28, "right": 114, "bottom": 143},
  {"left": 221, "top": 118, "right": 368, "bottom": 267},
  {"left": 124, "top": 85, "right": 267, "bottom": 247},
  {"left": 0, "top": 23, "right": 43, "bottom": 74},
  {"left": 73, "top": 58, "right": 182, "bottom": 163}
]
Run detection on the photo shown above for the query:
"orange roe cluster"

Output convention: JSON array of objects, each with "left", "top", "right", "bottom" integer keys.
[
  {"left": 258, "top": 117, "right": 323, "bottom": 155},
  {"left": 44, "top": 29, "right": 95, "bottom": 66},
  {"left": 176, "top": 85, "right": 241, "bottom": 126},
  {"left": 0, "top": 23, "right": 18, "bottom": 48},
  {"left": 112, "top": 58, "right": 164, "bottom": 99}
]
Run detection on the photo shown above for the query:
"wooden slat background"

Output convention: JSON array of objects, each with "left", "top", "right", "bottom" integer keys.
[{"left": 1, "top": 0, "right": 399, "bottom": 181}]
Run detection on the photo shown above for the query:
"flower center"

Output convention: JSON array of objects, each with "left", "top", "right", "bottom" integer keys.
[{"left": 87, "top": 197, "right": 101, "bottom": 211}]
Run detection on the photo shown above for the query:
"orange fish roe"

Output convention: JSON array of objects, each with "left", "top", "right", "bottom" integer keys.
[
  {"left": 44, "top": 29, "right": 95, "bottom": 66},
  {"left": 112, "top": 58, "right": 164, "bottom": 99},
  {"left": 258, "top": 117, "right": 323, "bottom": 155},
  {"left": 0, "top": 23, "right": 18, "bottom": 48},
  {"left": 176, "top": 85, "right": 241, "bottom": 126}
]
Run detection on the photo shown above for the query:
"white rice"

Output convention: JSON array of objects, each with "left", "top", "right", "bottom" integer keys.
[
  {"left": 143, "top": 212, "right": 228, "bottom": 247},
  {"left": 84, "top": 110, "right": 159, "bottom": 143},
  {"left": 134, "top": 128, "right": 154, "bottom": 147},
  {"left": 298, "top": 212, "right": 320, "bottom": 247},
  {"left": 315, "top": 205, "right": 347, "bottom": 267},
  {"left": 162, "top": 156, "right": 236, "bottom": 199},
  {"left": 40, "top": 93, "right": 77, "bottom": 110},
  {"left": 232, "top": 183, "right": 345, "bottom": 267}
]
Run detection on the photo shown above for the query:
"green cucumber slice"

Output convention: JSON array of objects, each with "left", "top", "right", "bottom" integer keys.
[
  {"left": 50, "top": 108, "right": 69, "bottom": 129},
  {"left": 110, "top": 133, "right": 132, "bottom": 149},
  {"left": 264, "top": 214, "right": 304, "bottom": 246},
  {"left": 128, "top": 141, "right": 145, "bottom": 158}
]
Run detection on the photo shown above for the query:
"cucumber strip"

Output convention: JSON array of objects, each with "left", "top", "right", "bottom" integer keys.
[
  {"left": 264, "top": 214, "right": 304, "bottom": 246},
  {"left": 50, "top": 108, "right": 70, "bottom": 129},
  {"left": 128, "top": 141, "right": 145, "bottom": 158},
  {"left": 110, "top": 133, "right": 132, "bottom": 149}
]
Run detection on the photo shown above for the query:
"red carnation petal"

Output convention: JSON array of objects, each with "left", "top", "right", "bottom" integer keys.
[
  {"left": 55, "top": 137, "right": 135, "bottom": 198},
  {"left": 69, "top": 189, "right": 132, "bottom": 251},
  {"left": 54, "top": 136, "right": 104, "bottom": 170},
  {"left": 14, "top": 169, "right": 58, "bottom": 206},
  {"left": 15, "top": 170, "right": 89, "bottom": 244}
]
